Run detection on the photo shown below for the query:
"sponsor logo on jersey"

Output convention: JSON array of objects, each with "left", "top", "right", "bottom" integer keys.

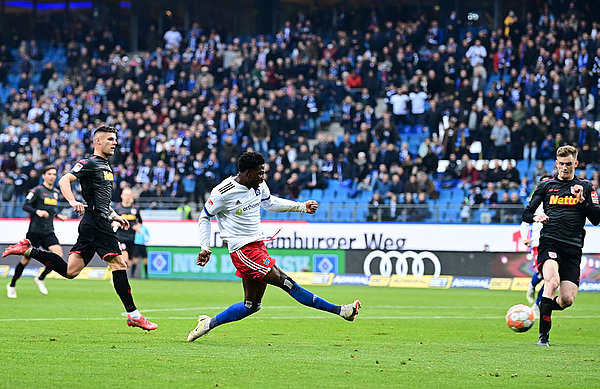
[
  {"left": 235, "top": 209, "right": 243, "bottom": 215},
  {"left": 26, "top": 191, "right": 34, "bottom": 200},
  {"left": 43, "top": 197, "right": 58, "bottom": 205},
  {"left": 548, "top": 195, "right": 579, "bottom": 205},
  {"left": 124, "top": 214, "right": 137, "bottom": 221},
  {"left": 242, "top": 202, "right": 260, "bottom": 212},
  {"left": 103, "top": 170, "right": 114, "bottom": 181},
  {"left": 571, "top": 185, "right": 584, "bottom": 196},
  {"left": 235, "top": 200, "right": 241, "bottom": 205}
]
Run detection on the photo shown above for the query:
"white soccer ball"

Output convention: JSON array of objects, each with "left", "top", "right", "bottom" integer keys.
[{"left": 506, "top": 304, "right": 535, "bottom": 332}]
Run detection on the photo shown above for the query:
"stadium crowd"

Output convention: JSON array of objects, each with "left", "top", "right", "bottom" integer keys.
[{"left": 1, "top": 1, "right": 600, "bottom": 222}]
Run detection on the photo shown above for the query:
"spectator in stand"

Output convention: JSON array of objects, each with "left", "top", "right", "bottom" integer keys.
[
  {"left": 367, "top": 193, "right": 384, "bottom": 222},
  {"left": 490, "top": 119, "right": 511, "bottom": 159},
  {"left": 481, "top": 182, "right": 498, "bottom": 206},
  {"left": 498, "top": 192, "right": 523, "bottom": 223},
  {"left": 306, "top": 164, "right": 326, "bottom": 190},
  {"left": 500, "top": 161, "right": 520, "bottom": 189},
  {"left": 373, "top": 111, "right": 399, "bottom": 145},
  {"left": 460, "top": 161, "right": 479, "bottom": 190},
  {"left": 468, "top": 185, "right": 483, "bottom": 207},
  {"left": 164, "top": 26, "right": 183, "bottom": 51}
]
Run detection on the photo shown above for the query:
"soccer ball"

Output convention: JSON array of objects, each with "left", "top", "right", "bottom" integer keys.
[{"left": 506, "top": 304, "right": 535, "bottom": 332}]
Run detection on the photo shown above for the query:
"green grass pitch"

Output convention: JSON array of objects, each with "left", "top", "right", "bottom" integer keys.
[{"left": 1, "top": 279, "right": 600, "bottom": 388}]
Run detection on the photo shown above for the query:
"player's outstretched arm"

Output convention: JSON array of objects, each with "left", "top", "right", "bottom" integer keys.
[
  {"left": 262, "top": 195, "right": 317, "bottom": 213},
  {"left": 197, "top": 209, "right": 213, "bottom": 266},
  {"left": 59, "top": 173, "right": 86, "bottom": 216}
]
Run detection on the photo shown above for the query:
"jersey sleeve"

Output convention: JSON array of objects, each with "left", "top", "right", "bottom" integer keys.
[
  {"left": 203, "top": 192, "right": 227, "bottom": 217},
  {"left": 70, "top": 158, "right": 93, "bottom": 179},
  {"left": 522, "top": 181, "right": 546, "bottom": 223},
  {"left": 583, "top": 183, "right": 600, "bottom": 225},
  {"left": 260, "top": 182, "right": 271, "bottom": 201},
  {"left": 22, "top": 188, "right": 38, "bottom": 214}
]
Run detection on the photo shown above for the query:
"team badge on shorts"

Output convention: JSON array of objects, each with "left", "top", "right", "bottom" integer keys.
[{"left": 548, "top": 252, "right": 557, "bottom": 259}]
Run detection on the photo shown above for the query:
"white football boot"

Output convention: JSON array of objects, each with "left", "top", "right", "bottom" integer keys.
[
  {"left": 526, "top": 283, "right": 535, "bottom": 304},
  {"left": 340, "top": 300, "right": 361, "bottom": 321},
  {"left": 6, "top": 283, "right": 16, "bottom": 298},
  {"left": 34, "top": 277, "right": 48, "bottom": 295},
  {"left": 187, "top": 315, "right": 211, "bottom": 342}
]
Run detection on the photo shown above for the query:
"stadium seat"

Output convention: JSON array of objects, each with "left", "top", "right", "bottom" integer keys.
[{"left": 311, "top": 189, "right": 324, "bottom": 201}]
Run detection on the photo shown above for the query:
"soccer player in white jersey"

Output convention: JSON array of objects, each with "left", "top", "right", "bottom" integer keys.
[
  {"left": 187, "top": 151, "right": 361, "bottom": 341},
  {"left": 520, "top": 175, "right": 552, "bottom": 317},
  {"left": 520, "top": 204, "right": 544, "bottom": 318}
]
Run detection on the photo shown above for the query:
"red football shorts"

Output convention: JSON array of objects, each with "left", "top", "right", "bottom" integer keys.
[{"left": 230, "top": 241, "right": 275, "bottom": 281}]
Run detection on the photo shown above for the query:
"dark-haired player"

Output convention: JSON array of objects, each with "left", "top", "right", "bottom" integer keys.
[
  {"left": 113, "top": 187, "right": 143, "bottom": 278},
  {"left": 522, "top": 145, "right": 600, "bottom": 346},
  {"left": 187, "top": 151, "right": 360, "bottom": 341},
  {"left": 7, "top": 166, "right": 66, "bottom": 298},
  {"left": 3, "top": 126, "right": 157, "bottom": 331}
]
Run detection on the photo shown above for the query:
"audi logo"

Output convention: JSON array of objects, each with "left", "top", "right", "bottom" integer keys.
[{"left": 363, "top": 250, "right": 441, "bottom": 277}]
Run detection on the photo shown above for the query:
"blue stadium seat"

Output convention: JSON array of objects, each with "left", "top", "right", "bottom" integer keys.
[{"left": 311, "top": 189, "right": 324, "bottom": 201}]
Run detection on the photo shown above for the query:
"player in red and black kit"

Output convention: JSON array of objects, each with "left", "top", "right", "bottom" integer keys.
[
  {"left": 522, "top": 145, "right": 600, "bottom": 346},
  {"left": 2, "top": 126, "right": 157, "bottom": 331},
  {"left": 7, "top": 166, "right": 66, "bottom": 298},
  {"left": 113, "top": 187, "right": 143, "bottom": 278}
]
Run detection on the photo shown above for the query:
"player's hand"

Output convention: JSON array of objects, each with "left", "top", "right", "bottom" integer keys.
[
  {"left": 56, "top": 214, "right": 67, "bottom": 221},
  {"left": 533, "top": 212, "right": 549, "bottom": 223},
  {"left": 573, "top": 184, "right": 585, "bottom": 203},
  {"left": 522, "top": 238, "right": 532, "bottom": 247},
  {"left": 113, "top": 215, "right": 130, "bottom": 230},
  {"left": 36, "top": 210, "right": 50, "bottom": 218},
  {"left": 196, "top": 250, "right": 211, "bottom": 266},
  {"left": 305, "top": 200, "right": 318, "bottom": 214},
  {"left": 69, "top": 200, "right": 87, "bottom": 216}
]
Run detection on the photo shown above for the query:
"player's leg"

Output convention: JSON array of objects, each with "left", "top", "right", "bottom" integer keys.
[
  {"left": 265, "top": 265, "right": 361, "bottom": 321},
  {"left": 120, "top": 243, "right": 134, "bottom": 277},
  {"left": 556, "top": 281, "right": 577, "bottom": 309},
  {"left": 527, "top": 246, "right": 542, "bottom": 303},
  {"left": 33, "top": 243, "right": 62, "bottom": 295},
  {"left": 127, "top": 244, "right": 138, "bottom": 278},
  {"left": 538, "top": 259, "right": 560, "bottom": 346},
  {"left": 188, "top": 279, "right": 266, "bottom": 341},
  {"left": 526, "top": 271, "right": 542, "bottom": 304},
  {"left": 104, "top": 254, "right": 157, "bottom": 331},
  {"left": 211, "top": 278, "right": 267, "bottom": 329},
  {"left": 7, "top": 256, "right": 30, "bottom": 298}
]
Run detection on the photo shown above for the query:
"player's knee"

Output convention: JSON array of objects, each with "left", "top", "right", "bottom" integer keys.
[
  {"left": 560, "top": 295, "right": 575, "bottom": 308},
  {"left": 280, "top": 276, "right": 296, "bottom": 293},
  {"left": 244, "top": 300, "right": 262, "bottom": 313},
  {"left": 65, "top": 271, "right": 78, "bottom": 279}
]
